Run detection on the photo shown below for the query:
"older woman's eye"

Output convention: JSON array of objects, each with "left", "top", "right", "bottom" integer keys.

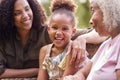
[
  {"left": 90, "top": 7, "right": 94, "bottom": 15},
  {"left": 91, "top": 10, "right": 94, "bottom": 15}
]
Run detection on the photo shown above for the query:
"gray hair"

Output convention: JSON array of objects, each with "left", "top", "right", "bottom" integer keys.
[{"left": 90, "top": 0, "right": 120, "bottom": 32}]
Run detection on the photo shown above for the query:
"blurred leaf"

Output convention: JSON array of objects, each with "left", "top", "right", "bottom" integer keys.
[{"left": 41, "top": 0, "right": 91, "bottom": 29}]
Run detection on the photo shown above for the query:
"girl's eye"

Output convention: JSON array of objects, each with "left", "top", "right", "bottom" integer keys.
[
  {"left": 62, "top": 26, "right": 69, "bottom": 31},
  {"left": 51, "top": 25, "right": 57, "bottom": 30}
]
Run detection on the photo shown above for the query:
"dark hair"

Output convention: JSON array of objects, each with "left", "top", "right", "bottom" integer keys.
[
  {"left": 0, "top": 0, "right": 47, "bottom": 40},
  {"left": 50, "top": 0, "right": 77, "bottom": 13},
  {"left": 49, "top": 0, "right": 77, "bottom": 27}
]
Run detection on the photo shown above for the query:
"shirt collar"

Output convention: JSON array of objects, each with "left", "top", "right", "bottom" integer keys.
[{"left": 16, "top": 29, "right": 38, "bottom": 42}]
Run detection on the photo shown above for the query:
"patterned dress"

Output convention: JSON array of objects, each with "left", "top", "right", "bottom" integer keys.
[{"left": 42, "top": 44, "right": 67, "bottom": 80}]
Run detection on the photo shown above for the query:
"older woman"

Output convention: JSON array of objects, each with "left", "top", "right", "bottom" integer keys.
[{"left": 63, "top": 0, "right": 120, "bottom": 80}]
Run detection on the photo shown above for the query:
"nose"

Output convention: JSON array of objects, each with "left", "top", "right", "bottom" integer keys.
[
  {"left": 56, "top": 29, "right": 63, "bottom": 36},
  {"left": 56, "top": 29, "right": 62, "bottom": 34},
  {"left": 22, "top": 11, "right": 29, "bottom": 19}
]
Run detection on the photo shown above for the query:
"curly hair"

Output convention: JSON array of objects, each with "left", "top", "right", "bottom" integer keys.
[
  {"left": 0, "top": 0, "right": 47, "bottom": 40},
  {"left": 50, "top": 0, "right": 77, "bottom": 13},
  {"left": 49, "top": 0, "right": 78, "bottom": 27},
  {"left": 90, "top": 0, "right": 120, "bottom": 32}
]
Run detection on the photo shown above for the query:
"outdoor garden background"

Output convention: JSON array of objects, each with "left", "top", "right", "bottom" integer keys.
[{"left": 39, "top": 0, "right": 91, "bottom": 29}]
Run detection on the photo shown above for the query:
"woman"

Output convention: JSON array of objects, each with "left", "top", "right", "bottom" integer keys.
[
  {"left": 0, "top": 0, "right": 52, "bottom": 78},
  {"left": 63, "top": 0, "right": 120, "bottom": 80},
  {"left": 0, "top": 0, "right": 97, "bottom": 78}
]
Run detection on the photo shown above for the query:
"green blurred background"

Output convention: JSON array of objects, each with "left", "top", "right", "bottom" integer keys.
[{"left": 40, "top": 0, "right": 91, "bottom": 29}]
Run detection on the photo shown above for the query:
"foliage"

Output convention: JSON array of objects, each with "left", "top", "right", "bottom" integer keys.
[{"left": 42, "top": 0, "right": 91, "bottom": 29}]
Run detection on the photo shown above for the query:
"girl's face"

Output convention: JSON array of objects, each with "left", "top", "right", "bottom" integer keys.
[
  {"left": 90, "top": 3, "right": 109, "bottom": 36},
  {"left": 48, "top": 13, "right": 76, "bottom": 48},
  {"left": 14, "top": 0, "right": 33, "bottom": 31}
]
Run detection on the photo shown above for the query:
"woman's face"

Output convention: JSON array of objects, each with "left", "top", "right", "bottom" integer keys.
[
  {"left": 14, "top": 0, "right": 33, "bottom": 31},
  {"left": 48, "top": 13, "right": 76, "bottom": 48},
  {"left": 90, "top": 3, "right": 109, "bottom": 36}
]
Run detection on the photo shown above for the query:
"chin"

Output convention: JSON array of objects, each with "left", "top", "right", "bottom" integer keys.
[{"left": 24, "top": 26, "right": 32, "bottom": 30}]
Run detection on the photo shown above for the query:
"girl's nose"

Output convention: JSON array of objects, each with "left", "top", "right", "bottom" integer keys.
[{"left": 56, "top": 30, "right": 62, "bottom": 34}]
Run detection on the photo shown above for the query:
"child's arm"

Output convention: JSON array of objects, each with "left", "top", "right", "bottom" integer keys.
[{"left": 37, "top": 46, "right": 49, "bottom": 80}]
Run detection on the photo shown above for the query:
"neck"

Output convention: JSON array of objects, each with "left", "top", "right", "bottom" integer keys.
[
  {"left": 51, "top": 46, "right": 64, "bottom": 57},
  {"left": 17, "top": 29, "right": 30, "bottom": 46},
  {"left": 110, "top": 27, "right": 120, "bottom": 38}
]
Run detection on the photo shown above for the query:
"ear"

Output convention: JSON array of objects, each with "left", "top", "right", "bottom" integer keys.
[{"left": 72, "top": 28, "right": 76, "bottom": 36}]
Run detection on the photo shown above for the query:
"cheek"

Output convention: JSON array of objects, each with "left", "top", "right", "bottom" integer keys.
[
  {"left": 94, "top": 16, "right": 103, "bottom": 30},
  {"left": 29, "top": 11, "right": 33, "bottom": 20},
  {"left": 48, "top": 29, "right": 55, "bottom": 35},
  {"left": 93, "top": 12, "right": 103, "bottom": 23},
  {"left": 48, "top": 30, "right": 55, "bottom": 38},
  {"left": 98, "top": 25, "right": 109, "bottom": 36},
  {"left": 64, "top": 31, "right": 73, "bottom": 39},
  {"left": 14, "top": 17, "right": 21, "bottom": 27}
]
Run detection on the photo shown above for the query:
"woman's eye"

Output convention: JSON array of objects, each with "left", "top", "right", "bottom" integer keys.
[
  {"left": 25, "top": 7, "right": 30, "bottom": 12},
  {"left": 91, "top": 10, "right": 94, "bottom": 15},
  {"left": 14, "top": 11, "right": 21, "bottom": 16},
  {"left": 25, "top": 8, "right": 29, "bottom": 11},
  {"left": 90, "top": 7, "right": 94, "bottom": 15}
]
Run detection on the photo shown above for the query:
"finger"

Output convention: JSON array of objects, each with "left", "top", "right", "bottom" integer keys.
[
  {"left": 81, "top": 49, "right": 86, "bottom": 58},
  {"left": 75, "top": 49, "right": 85, "bottom": 67},
  {"left": 70, "top": 46, "right": 77, "bottom": 64},
  {"left": 75, "top": 49, "right": 81, "bottom": 66},
  {"left": 70, "top": 41, "right": 80, "bottom": 64}
]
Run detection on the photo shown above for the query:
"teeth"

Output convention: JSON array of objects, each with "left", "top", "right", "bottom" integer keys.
[
  {"left": 23, "top": 20, "right": 30, "bottom": 24},
  {"left": 55, "top": 38, "right": 63, "bottom": 40}
]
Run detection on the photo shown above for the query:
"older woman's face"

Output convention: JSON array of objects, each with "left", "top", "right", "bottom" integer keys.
[
  {"left": 90, "top": 3, "right": 109, "bottom": 36},
  {"left": 14, "top": 0, "right": 33, "bottom": 31}
]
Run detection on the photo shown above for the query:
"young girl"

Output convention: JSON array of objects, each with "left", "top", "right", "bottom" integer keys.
[{"left": 37, "top": 0, "right": 89, "bottom": 80}]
